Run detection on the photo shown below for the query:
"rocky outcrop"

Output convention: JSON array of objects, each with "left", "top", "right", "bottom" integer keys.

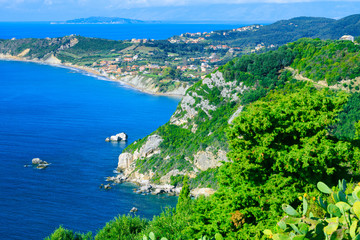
[
  {"left": 170, "top": 71, "right": 248, "bottom": 128},
  {"left": 31, "top": 158, "right": 50, "bottom": 169},
  {"left": 106, "top": 132, "right": 128, "bottom": 142},
  {"left": 190, "top": 188, "right": 216, "bottom": 197},
  {"left": 193, "top": 148, "right": 228, "bottom": 171},
  {"left": 117, "top": 134, "right": 163, "bottom": 173},
  {"left": 117, "top": 153, "right": 133, "bottom": 170},
  {"left": 119, "top": 75, "right": 189, "bottom": 96}
]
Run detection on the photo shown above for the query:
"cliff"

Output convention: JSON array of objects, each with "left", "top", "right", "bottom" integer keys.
[{"left": 115, "top": 37, "right": 360, "bottom": 191}]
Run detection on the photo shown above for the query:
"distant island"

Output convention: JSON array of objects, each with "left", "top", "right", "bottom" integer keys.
[{"left": 52, "top": 17, "right": 155, "bottom": 24}]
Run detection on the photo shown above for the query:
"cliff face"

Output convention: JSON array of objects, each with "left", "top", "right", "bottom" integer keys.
[{"left": 117, "top": 71, "right": 248, "bottom": 187}]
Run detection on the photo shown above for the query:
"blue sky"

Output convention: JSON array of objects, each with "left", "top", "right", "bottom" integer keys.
[{"left": 1, "top": 0, "right": 360, "bottom": 22}]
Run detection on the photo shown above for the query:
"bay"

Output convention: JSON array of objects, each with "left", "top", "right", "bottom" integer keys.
[{"left": 0, "top": 60, "right": 179, "bottom": 239}]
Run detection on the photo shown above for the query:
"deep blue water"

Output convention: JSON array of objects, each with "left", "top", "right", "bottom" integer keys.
[
  {"left": 0, "top": 22, "right": 245, "bottom": 240},
  {"left": 0, "top": 22, "right": 243, "bottom": 40},
  {"left": 0, "top": 60, "right": 180, "bottom": 239}
]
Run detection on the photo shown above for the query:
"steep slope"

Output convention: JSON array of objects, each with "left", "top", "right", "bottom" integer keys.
[{"left": 116, "top": 38, "right": 360, "bottom": 190}]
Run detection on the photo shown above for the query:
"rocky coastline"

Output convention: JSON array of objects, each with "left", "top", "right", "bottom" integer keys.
[{"left": 0, "top": 54, "right": 186, "bottom": 97}]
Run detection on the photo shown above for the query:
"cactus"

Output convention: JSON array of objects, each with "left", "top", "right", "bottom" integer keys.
[
  {"left": 264, "top": 179, "right": 360, "bottom": 240},
  {"left": 143, "top": 232, "right": 168, "bottom": 240}
]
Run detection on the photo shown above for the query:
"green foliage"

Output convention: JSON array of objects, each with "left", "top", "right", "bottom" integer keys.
[
  {"left": 289, "top": 38, "right": 360, "bottom": 85},
  {"left": 44, "top": 226, "right": 92, "bottom": 240},
  {"left": 333, "top": 93, "right": 360, "bottom": 140},
  {"left": 176, "top": 175, "right": 191, "bottom": 213},
  {"left": 264, "top": 180, "right": 360, "bottom": 240},
  {"left": 176, "top": 84, "right": 359, "bottom": 239},
  {"left": 95, "top": 215, "right": 148, "bottom": 240}
]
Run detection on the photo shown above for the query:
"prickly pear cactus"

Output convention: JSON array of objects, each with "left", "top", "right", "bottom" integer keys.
[{"left": 263, "top": 179, "right": 360, "bottom": 240}]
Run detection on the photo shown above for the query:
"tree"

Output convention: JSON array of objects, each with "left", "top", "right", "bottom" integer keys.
[{"left": 176, "top": 175, "right": 191, "bottom": 214}]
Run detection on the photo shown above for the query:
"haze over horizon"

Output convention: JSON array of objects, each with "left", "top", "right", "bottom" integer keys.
[{"left": 1, "top": 0, "right": 360, "bottom": 23}]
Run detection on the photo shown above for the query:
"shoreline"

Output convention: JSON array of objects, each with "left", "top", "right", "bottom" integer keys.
[{"left": 0, "top": 55, "right": 184, "bottom": 99}]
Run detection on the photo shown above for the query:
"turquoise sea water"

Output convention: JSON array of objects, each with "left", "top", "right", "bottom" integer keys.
[{"left": 0, "top": 23, "right": 243, "bottom": 239}]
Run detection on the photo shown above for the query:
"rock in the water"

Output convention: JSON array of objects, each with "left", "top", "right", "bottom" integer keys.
[
  {"left": 130, "top": 207, "right": 138, "bottom": 213},
  {"left": 32, "top": 158, "right": 43, "bottom": 165},
  {"left": 104, "top": 184, "right": 112, "bottom": 189},
  {"left": 37, "top": 164, "right": 48, "bottom": 169},
  {"left": 32, "top": 158, "right": 50, "bottom": 168},
  {"left": 106, "top": 132, "right": 128, "bottom": 142}
]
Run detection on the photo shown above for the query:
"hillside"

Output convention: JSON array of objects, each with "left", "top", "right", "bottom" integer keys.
[
  {"left": 116, "top": 38, "right": 360, "bottom": 192},
  {"left": 200, "top": 14, "right": 360, "bottom": 48},
  {"left": 45, "top": 37, "right": 360, "bottom": 239},
  {"left": 1, "top": 14, "right": 360, "bottom": 96}
]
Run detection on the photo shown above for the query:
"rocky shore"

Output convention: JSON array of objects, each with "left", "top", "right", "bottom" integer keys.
[{"left": 0, "top": 54, "right": 186, "bottom": 97}]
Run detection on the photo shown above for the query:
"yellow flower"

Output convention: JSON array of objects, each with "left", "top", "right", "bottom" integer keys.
[
  {"left": 298, "top": 196, "right": 303, "bottom": 201},
  {"left": 304, "top": 193, "right": 307, "bottom": 198}
]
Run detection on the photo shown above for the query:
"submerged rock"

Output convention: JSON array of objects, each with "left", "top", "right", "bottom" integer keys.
[{"left": 36, "top": 164, "right": 48, "bottom": 169}]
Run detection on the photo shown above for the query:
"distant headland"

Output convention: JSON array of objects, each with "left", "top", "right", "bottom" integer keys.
[{"left": 52, "top": 17, "right": 160, "bottom": 24}]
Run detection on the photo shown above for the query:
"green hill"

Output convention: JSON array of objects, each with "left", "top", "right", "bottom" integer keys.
[
  {"left": 45, "top": 37, "right": 360, "bottom": 240},
  {"left": 119, "top": 38, "right": 360, "bottom": 190}
]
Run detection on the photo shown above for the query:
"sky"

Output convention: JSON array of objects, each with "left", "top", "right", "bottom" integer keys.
[{"left": 0, "top": 0, "right": 360, "bottom": 22}]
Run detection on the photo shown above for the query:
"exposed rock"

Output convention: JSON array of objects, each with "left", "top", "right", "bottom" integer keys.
[
  {"left": 32, "top": 158, "right": 50, "bottom": 169},
  {"left": 32, "top": 158, "right": 43, "bottom": 165},
  {"left": 130, "top": 207, "right": 138, "bottom": 213},
  {"left": 160, "top": 169, "right": 187, "bottom": 184},
  {"left": 106, "top": 175, "right": 125, "bottom": 183},
  {"left": 44, "top": 54, "right": 61, "bottom": 64},
  {"left": 17, "top": 48, "right": 30, "bottom": 57},
  {"left": 106, "top": 132, "right": 128, "bottom": 142},
  {"left": 191, "top": 188, "right": 216, "bottom": 198},
  {"left": 36, "top": 164, "right": 48, "bottom": 169},
  {"left": 193, "top": 148, "right": 228, "bottom": 171},
  {"left": 104, "top": 184, "right": 112, "bottom": 189}
]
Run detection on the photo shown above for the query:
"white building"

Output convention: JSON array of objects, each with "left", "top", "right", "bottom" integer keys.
[{"left": 340, "top": 35, "right": 355, "bottom": 42}]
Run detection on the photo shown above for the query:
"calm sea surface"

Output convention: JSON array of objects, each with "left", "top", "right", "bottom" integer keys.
[
  {"left": 0, "top": 23, "right": 242, "bottom": 239},
  {"left": 0, "top": 22, "right": 242, "bottom": 40}
]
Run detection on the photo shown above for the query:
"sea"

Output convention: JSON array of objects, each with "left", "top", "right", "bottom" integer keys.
[{"left": 0, "top": 22, "right": 243, "bottom": 239}]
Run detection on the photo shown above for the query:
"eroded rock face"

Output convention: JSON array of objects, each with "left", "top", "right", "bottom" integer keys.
[
  {"left": 118, "top": 153, "right": 133, "bottom": 170},
  {"left": 193, "top": 148, "right": 228, "bottom": 171},
  {"left": 190, "top": 188, "right": 216, "bottom": 197},
  {"left": 136, "top": 135, "right": 163, "bottom": 159},
  {"left": 117, "top": 134, "right": 163, "bottom": 173},
  {"left": 170, "top": 71, "right": 248, "bottom": 129}
]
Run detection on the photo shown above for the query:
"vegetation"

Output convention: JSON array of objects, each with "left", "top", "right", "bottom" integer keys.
[
  {"left": 44, "top": 36, "right": 360, "bottom": 239},
  {"left": 264, "top": 179, "right": 360, "bottom": 240}
]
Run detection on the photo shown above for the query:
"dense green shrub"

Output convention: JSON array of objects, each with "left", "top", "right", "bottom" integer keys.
[{"left": 95, "top": 215, "right": 148, "bottom": 240}]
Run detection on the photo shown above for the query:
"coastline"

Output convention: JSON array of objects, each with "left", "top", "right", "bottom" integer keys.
[{"left": 0, "top": 54, "right": 185, "bottom": 98}]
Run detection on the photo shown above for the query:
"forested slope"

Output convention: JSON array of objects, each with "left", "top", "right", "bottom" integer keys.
[
  {"left": 45, "top": 37, "right": 360, "bottom": 240},
  {"left": 118, "top": 38, "right": 360, "bottom": 190}
]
